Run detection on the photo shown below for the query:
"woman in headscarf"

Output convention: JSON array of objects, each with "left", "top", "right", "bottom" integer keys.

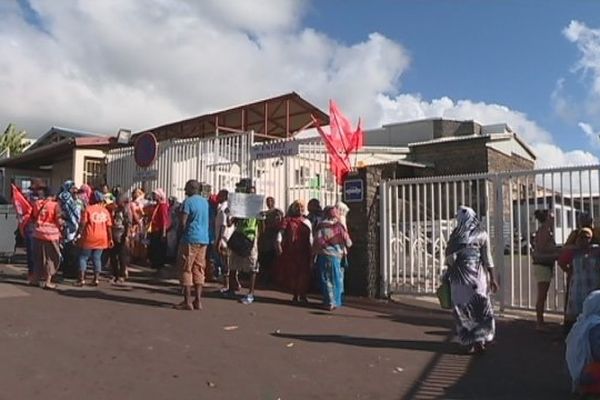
[
  {"left": 129, "top": 188, "right": 146, "bottom": 263},
  {"left": 444, "top": 206, "right": 498, "bottom": 354},
  {"left": 274, "top": 200, "right": 313, "bottom": 304},
  {"left": 58, "top": 180, "right": 81, "bottom": 279},
  {"left": 148, "top": 188, "right": 171, "bottom": 270},
  {"left": 313, "top": 206, "right": 352, "bottom": 311},
  {"left": 78, "top": 184, "right": 93, "bottom": 206},
  {"left": 566, "top": 290, "right": 600, "bottom": 395}
]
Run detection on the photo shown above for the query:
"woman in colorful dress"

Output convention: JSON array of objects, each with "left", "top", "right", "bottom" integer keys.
[
  {"left": 275, "top": 200, "right": 313, "bottom": 304},
  {"left": 558, "top": 227, "right": 600, "bottom": 333},
  {"left": 444, "top": 206, "right": 498, "bottom": 354},
  {"left": 313, "top": 206, "right": 352, "bottom": 310},
  {"left": 58, "top": 180, "right": 81, "bottom": 279},
  {"left": 129, "top": 188, "right": 146, "bottom": 263}
]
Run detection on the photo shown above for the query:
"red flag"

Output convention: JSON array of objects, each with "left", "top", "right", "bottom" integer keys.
[
  {"left": 314, "top": 117, "right": 351, "bottom": 184},
  {"left": 329, "top": 100, "right": 364, "bottom": 153},
  {"left": 11, "top": 184, "right": 32, "bottom": 236},
  {"left": 312, "top": 100, "right": 364, "bottom": 184}
]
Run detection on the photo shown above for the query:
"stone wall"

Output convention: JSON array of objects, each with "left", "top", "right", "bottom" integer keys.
[{"left": 345, "top": 163, "right": 397, "bottom": 298}]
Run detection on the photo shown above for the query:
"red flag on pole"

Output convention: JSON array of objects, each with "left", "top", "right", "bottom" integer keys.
[
  {"left": 329, "top": 100, "right": 364, "bottom": 154},
  {"left": 312, "top": 100, "right": 364, "bottom": 184},
  {"left": 11, "top": 184, "right": 32, "bottom": 236}
]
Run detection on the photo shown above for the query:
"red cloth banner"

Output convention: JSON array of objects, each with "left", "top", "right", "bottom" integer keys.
[
  {"left": 11, "top": 184, "right": 32, "bottom": 236},
  {"left": 313, "top": 100, "right": 364, "bottom": 184}
]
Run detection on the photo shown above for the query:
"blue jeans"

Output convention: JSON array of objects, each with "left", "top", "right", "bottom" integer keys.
[{"left": 79, "top": 249, "right": 104, "bottom": 273}]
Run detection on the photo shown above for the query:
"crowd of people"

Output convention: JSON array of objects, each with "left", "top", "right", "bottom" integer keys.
[{"left": 15, "top": 177, "right": 353, "bottom": 312}]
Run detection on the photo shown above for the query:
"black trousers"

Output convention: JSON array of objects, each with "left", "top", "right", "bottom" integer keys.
[
  {"left": 109, "top": 240, "right": 129, "bottom": 278},
  {"left": 148, "top": 232, "right": 166, "bottom": 269}
]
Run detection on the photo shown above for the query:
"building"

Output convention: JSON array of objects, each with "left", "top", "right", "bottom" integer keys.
[
  {"left": 106, "top": 92, "right": 336, "bottom": 207},
  {"left": 0, "top": 126, "right": 111, "bottom": 196},
  {"left": 363, "top": 118, "right": 536, "bottom": 177}
]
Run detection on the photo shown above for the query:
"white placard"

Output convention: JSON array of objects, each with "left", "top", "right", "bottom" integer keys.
[{"left": 228, "top": 193, "right": 266, "bottom": 219}]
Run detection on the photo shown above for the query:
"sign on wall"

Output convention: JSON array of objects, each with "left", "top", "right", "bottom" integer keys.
[
  {"left": 251, "top": 140, "right": 299, "bottom": 160},
  {"left": 135, "top": 169, "right": 158, "bottom": 181},
  {"left": 134, "top": 132, "right": 158, "bottom": 168},
  {"left": 343, "top": 179, "right": 364, "bottom": 203}
]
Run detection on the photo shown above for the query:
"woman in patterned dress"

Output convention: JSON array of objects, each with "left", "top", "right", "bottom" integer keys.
[{"left": 444, "top": 206, "right": 499, "bottom": 354}]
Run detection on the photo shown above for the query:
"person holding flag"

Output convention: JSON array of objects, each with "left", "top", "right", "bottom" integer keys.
[{"left": 11, "top": 184, "right": 34, "bottom": 284}]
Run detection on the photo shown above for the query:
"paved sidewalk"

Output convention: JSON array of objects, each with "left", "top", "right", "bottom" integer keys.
[{"left": 0, "top": 263, "right": 570, "bottom": 400}]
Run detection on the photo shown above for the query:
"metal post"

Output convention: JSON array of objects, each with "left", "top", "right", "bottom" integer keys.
[
  {"left": 493, "top": 175, "right": 506, "bottom": 312},
  {"left": 380, "top": 180, "right": 390, "bottom": 298}
]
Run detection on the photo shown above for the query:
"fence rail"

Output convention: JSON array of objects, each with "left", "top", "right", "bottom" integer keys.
[{"left": 380, "top": 164, "right": 600, "bottom": 312}]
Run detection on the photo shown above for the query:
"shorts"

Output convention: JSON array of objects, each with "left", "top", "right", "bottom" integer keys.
[
  {"left": 178, "top": 243, "right": 207, "bottom": 286},
  {"left": 229, "top": 240, "right": 259, "bottom": 273},
  {"left": 534, "top": 263, "right": 554, "bottom": 283}
]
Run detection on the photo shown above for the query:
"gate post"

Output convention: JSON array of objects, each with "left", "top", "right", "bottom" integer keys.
[
  {"left": 247, "top": 130, "right": 255, "bottom": 180},
  {"left": 493, "top": 175, "right": 506, "bottom": 312},
  {"left": 380, "top": 180, "right": 390, "bottom": 298}
]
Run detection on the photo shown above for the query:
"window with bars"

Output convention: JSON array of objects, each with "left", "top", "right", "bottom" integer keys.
[{"left": 83, "top": 157, "right": 106, "bottom": 186}]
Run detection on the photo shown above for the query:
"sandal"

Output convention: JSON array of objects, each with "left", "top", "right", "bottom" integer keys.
[
  {"left": 173, "top": 302, "right": 194, "bottom": 311},
  {"left": 90, "top": 280, "right": 99, "bottom": 287},
  {"left": 192, "top": 300, "right": 203, "bottom": 310},
  {"left": 43, "top": 282, "right": 57, "bottom": 290},
  {"left": 75, "top": 281, "right": 86, "bottom": 287}
]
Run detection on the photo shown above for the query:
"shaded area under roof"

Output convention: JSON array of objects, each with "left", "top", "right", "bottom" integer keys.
[{"left": 133, "top": 92, "right": 329, "bottom": 142}]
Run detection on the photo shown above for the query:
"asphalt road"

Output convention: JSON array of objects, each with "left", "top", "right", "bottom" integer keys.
[{"left": 0, "top": 264, "right": 571, "bottom": 400}]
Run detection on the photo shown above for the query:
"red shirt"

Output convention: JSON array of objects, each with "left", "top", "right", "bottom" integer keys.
[
  {"left": 32, "top": 199, "right": 61, "bottom": 242},
  {"left": 150, "top": 203, "right": 170, "bottom": 233},
  {"left": 80, "top": 204, "right": 112, "bottom": 249}
]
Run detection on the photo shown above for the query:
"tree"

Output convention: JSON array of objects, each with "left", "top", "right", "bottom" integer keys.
[{"left": 0, "top": 123, "right": 28, "bottom": 157}]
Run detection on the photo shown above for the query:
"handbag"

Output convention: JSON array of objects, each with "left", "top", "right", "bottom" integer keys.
[
  {"left": 227, "top": 230, "right": 253, "bottom": 257},
  {"left": 532, "top": 251, "right": 557, "bottom": 267},
  {"left": 436, "top": 280, "right": 452, "bottom": 310}
]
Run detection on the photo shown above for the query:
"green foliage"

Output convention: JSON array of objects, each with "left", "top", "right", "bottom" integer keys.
[{"left": 0, "top": 123, "right": 28, "bottom": 156}]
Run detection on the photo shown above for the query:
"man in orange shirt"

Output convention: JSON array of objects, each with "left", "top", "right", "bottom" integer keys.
[{"left": 77, "top": 193, "right": 113, "bottom": 286}]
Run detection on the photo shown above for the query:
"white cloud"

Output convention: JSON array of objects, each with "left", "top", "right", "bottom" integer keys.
[
  {"left": 0, "top": 0, "right": 408, "bottom": 136},
  {"left": 0, "top": 1, "right": 596, "bottom": 170},
  {"left": 578, "top": 121, "right": 600, "bottom": 148},
  {"left": 560, "top": 20, "right": 600, "bottom": 123}
]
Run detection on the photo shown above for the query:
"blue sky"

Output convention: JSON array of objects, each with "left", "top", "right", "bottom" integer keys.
[
  {"left": 3, "top": 0, "right": 600, "bottom": 167},
  {"left": 306, "top": 0, "right": 600, "bottom": 154}
]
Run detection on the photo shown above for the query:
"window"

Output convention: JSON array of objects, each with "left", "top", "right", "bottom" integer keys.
[
  {"left": 83, "top": 157, "right": 106, "bottom": 186},
  {"left": 294, "top": 166, "right": 310, "bottom": 186}
]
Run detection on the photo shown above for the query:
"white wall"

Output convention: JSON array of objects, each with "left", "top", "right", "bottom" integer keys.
[
  {"left": 365, "top": 120, "right": 436, "bottom": 147},
  {"left": 487, "top": 137, "right": 535, "bottom": 163},
  {"left": 73, "top": 148, "right": 107, "bottom": 187}
]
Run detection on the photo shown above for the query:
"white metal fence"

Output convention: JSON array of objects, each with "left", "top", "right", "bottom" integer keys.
[
  {"left": 380, "top": 164, "right": 600, "bottom": 312},
  {"left": 106, "top": 132, "right": 339, "bottom": 209}
]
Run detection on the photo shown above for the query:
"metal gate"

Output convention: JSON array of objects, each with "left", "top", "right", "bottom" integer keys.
[
  {"left": 107, "top": 132, "right": 252, "bottom": 201},
  {"left": 106, "top": 131, "right": 339, "bottom": 207},
  {"left": 380, "top": 164, "right": 600, "bottom": 312}
]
